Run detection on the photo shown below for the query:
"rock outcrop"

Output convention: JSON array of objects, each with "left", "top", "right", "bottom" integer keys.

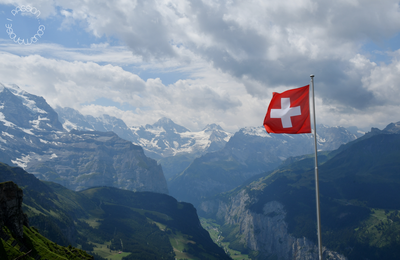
[
  {"left": 201, "top": 191, "right": 347, "bottom": 260},
  {"left": 25, "top": 130, "right": 169, "bottom": 193},
  {"left": 0, "top": 181, "right": 29, "bottom": 239}
]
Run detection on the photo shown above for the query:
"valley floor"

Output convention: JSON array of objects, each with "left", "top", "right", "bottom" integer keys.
[{"left": 200, "top": 218, "right": 250, "bottom": 260}]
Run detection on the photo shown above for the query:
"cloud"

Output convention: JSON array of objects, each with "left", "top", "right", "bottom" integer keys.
[
  {"left": 0, "top": 51, "right": 247, "bottom": 131},
  {"left": 0, "top": 52, "right": 146, "bottom": 107},
  {"left": 1, "top": 0, "right": 400, "bottom": 132}
]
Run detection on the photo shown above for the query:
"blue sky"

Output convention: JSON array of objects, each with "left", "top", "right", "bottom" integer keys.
[{"left": 1, "top": 0, "right": 400, "bottom": 132}]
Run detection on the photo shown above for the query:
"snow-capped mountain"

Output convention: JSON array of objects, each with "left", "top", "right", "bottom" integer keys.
[
  {"left": 56, "top": 106, "right": 136, "bottom": 142},
  {"left": 0, "top": 84, "right": 63, "bottom": 133},
  {"left": 0, "top": 83, "right": 168, "bottom": 194},
  {"left": 56, "top": 108, "right": 233, "bottom": 160},
  {"left": 169, "top": 124, "right": 362, "bottom": 206},
  {"left": 131, "top": 117, "right": 232, "bottom": 159}
]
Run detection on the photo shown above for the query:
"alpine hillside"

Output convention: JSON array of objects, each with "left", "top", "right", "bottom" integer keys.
[
  {"left": 200, "top": 121, "right": 400, "bottom": 260},
  {"left": 0, "top": 180, "right": 93, "bottom": 260},
  {"left": 0, "top": 163, "right": 231, "bottom": 260}
]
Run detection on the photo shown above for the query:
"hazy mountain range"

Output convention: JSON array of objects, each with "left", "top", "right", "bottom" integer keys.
[
  {"left": 0, "top": 83, "right": 167, "bottom": 193},
  {"left": 169, "top": 124, "right": 362, "bottom": 206},
  {"left": 56, "top": 107, "right": 232, "bottom": 159}
]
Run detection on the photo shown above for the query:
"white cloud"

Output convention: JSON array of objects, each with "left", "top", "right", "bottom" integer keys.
[
  {"left": 1, "top": 0, "right": 400, "bottom": 132},
  {"left": 0, "top": 52, "right": 145, "bottom": 106}
]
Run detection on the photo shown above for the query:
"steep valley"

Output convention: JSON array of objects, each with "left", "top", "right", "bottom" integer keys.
[
  {"left": 0, "top": 163, "right": 231, "bottom": 260},
  {"left": 199, "top": 126, "right": 400, "bottom": 260}
]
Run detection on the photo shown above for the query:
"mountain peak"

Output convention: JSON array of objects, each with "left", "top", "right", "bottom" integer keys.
[
  {"left": 155, "top": 117, "right": 174, "bottom": 125},
  {"left": 151, "top": 117, "right": 190, "bottom": 133},
  {"left": 383, "top": 121, "right": 400, "bottom": 134},
  {"left": 203, "top": 123, "right": 224, "bottom": 132},
  {"left": 0, "top": 83, "right": 63, "bottom": 132}
]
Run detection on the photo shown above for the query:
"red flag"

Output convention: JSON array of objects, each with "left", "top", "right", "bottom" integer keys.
[{"left": 263, "top": 85, "right": 311, "bottom": 134}]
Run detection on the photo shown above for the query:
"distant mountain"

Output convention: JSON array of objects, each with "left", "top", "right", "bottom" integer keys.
[
  {"left": 56, "top": 106, "right": 137, "bottom": 142},
  {"left": 133, "top": 118, "right": 233, "bottom": 180},
  {"left": 0, "top": 163, "right": 231, "bottom": 260},
  {"left": 56, "top": 108, "right": 233, "bottom": 160},
  {"left": 169, "top": 124, "right": 361, "bottom": 206},
  {"left": 56, "top": 108, "right": 233, "bottom": 180},
  {"left": 0, "top": 84, "right": 63, "bottom": 133},
  {"left": 0, "top": 83, "right": 168, "bottom": 194},
  {"left": 200, "top": 123, "right": 400, "bottom": 259},
  {"left": 131, "top": 118, "right": 232, "bottom": 159}
]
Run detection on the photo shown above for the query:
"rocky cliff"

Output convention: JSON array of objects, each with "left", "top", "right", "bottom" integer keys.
[
  {"left": 0, "top": 180, "right": 93, "bottom": 260},
  {"left": 25, "top": 130, "right": 169, "bottom": 193},
  {"left": 0, "top": 83, "right": 169, "bottom": 194},
  {"left": 201, "top": 191, "right": 346, "bottom": 260},
  {"left": 0, "top": 181, "right": 29, "bottom": 239}
]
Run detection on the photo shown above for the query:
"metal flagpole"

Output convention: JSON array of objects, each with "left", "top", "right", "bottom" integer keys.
[{"left": 310, "top": 74, "right": 323, "bottom": 260}]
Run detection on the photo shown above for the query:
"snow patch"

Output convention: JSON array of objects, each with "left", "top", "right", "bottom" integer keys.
[
  {"left": 21, "top": 128, "right": 34, "bottom": 135},
  {"left": 146, "top": 127, "right": 166, "bottom": 135},
  {"left": 62, "top": 119, "right": 79, "bottom": 132},
  {"left": 243, "top": 127, "right": 271, "bottom": 138},
  {"left": 11, "top": 154, "right": 31, "bottom": 169},
  {"left": 39, "top": 139, "right": 49, "bottom": 143},
  {"left": 0, "top": 112, "right": 16, "bottom": 127},
  {"left": 30, "top": 116, "right": 50, "bottom": 129},
  {"left": 223, "top": 134, "right": 232, "bottom": 142},
  {"left": 7, "top": 84, "right": 48, "bottom": 114},
  {"left": 2, "top": 132, "right": 14, "bottom": 139}
]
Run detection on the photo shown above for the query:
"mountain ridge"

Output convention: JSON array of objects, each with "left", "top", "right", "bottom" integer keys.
[
  {"left": 200, "top": 123, "right": 400, "bottom": 259},
  {"left": 0, "top": 83, "right": 168, "bottom": 194},
  {"left": 169, "top": 124, "right": 362, "bottom": 206},
  {"left": 0, "top": 163, "right": 231, "bottom": 260}
]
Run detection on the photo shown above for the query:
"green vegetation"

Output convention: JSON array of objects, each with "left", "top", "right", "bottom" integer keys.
[
  {"left": 0, "top": 225, "right": 92, "bottom": 260},
  {"left": 79, "top": 187, "right": 230, "bottom": 260},
  {"left": 216, "top": 134, "right": 400, "bottom": 259},
  {"left": 0, "top": 163, "right": 231, "bottom": 260},
  {"left": 201, "top": 218, "right": 250, "bottom": 259}
]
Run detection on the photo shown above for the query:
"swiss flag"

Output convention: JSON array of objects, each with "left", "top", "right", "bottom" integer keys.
[{"left": 263, "top": 85, "right": 311, "bottom": 134}]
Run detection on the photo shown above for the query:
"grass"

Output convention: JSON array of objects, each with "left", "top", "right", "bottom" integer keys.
[
  {"left": 80, "top": 217, "right": 102, "bottom": 229},
  {"left": 1, "top": 226, "right": 92, "bottom": 260},
  {"left": 200, "top": 218, "right": 250, "bottom": 260},
  {"left": 354, "top": 208, "right": 400, "bottom": 248},
  {"left": 372, "top": 209, "right": 389, "bottom": 222},
  {"left": 90, "top": 241, "right": 131, "bottom": 260}
]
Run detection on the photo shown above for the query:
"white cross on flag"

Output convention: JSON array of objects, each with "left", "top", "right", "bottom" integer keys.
[{"left": 263, "top": 85, "right": 311, "bottom": 134}]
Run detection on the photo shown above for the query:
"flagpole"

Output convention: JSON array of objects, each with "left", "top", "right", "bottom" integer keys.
[{"left": 310, "top": 74, "right": 323, "bottom": 260}]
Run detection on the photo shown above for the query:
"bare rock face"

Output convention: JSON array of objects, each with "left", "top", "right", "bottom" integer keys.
[
  {"left": 201, "top": 191, "right": 347, "bottom": 260},
  {"left": 0, "top": 84, "right": 169, "bottom": 194},
  {"left": 25, "top": 131, "right": 169, "bottom": 193},
  {"left": 0, "top": 181, "right": 29, "bottom": 239}
]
